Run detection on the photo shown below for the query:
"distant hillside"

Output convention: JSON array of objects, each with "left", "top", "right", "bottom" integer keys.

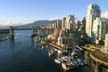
[
  {"left": 0, "top": 25, "right": 9, "bottom": 29},
  {"left": 31, "top": 20, "right": 61, "bottom": 26},
  {"left": 14, "top": 20, "right": 61, "bottom": 29}
]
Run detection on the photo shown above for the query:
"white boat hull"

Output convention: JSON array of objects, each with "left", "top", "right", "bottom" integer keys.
[
  {"left": 61, "top": 63, "right": 73, "bottom": 71},
  {"left": 54, "top": 59, "right": 61, "bottom": 64}
]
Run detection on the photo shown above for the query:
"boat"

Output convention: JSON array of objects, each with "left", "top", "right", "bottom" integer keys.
[
  {"left": 45, "top": 45, "right": 49, "bottom": 48},
  {"left": 83, "top": 60, "right": 88, "bottom": 65},
  {"left": 54, "top": 58, "right": 61, "bottom": 64},
  {"left": 71, "top": 49, "right": 85, "bottom": 67},
  {"left": 72, "top": 59, "right": 80, "bottom": 68},
  {"left": 61, "top": 62, "right": 73, "bottom": 70},
  {"left": 61, "top": 41, "right": 80, "bottom": 70},
  {"left": 33, "top": 36, "right": 41, "bottom": 47},
  {"left": 41, "top": 46, "right": 44, "bottom": 49},
  {"left": 54, "top": 50, "right": 62, "bottom": 64},
  {"left": 60, "top": 48, "right": 86, "bottom": 70},
  {"left": 48, "top": 48, "right": 55, "bottom": 57},
  {"left": 34, "top": 40, "right": 40, "bottom": 47},
  {"left": 61, "top": 56, "right": 73, "bottom": 70},
  {"left": 61, "top": 56, "right": 84, "bottom": 70}
]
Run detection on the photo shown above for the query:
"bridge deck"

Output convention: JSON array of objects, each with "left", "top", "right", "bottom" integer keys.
[{"left": 0, "top": 29, "right": 9, "bottom": 34}]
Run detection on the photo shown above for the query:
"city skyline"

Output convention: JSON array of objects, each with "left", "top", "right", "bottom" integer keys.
[
  {"left": 0, "top": 1, "right": 108, "bottom": 72},
  {"left": 0, "top": 0, "right": 108, "bottom": 25}
]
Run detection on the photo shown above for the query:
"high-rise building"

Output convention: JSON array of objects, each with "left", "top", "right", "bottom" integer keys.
[
  {"left": 105, "top": 33, "right": 108, "bottom": 49},
  {"left": 100, "top": 33, "right": 108, "bottom": 53},
  {"left": 86, "top": 4, "right": 101, "bottom": 39},
  {"left": 62, "top": 17, "right": 66, "bottom": 30},
  {"left": 57, "top": 15, "right": 81, "bottom": 48},
  {"left": 82, "top": 17, "right": 86, "bottom": 32},
  {"left": 61, "top": 15, "right": 79, "bottom": 31},
  {"left": 92, "top": 18, "right": 108, "bottom": 44},
  {"left": 65, "top": 15, "right": 76, "bottom": 31}
]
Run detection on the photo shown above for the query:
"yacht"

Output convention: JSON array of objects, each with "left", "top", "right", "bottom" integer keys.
[
  {"left": 61, "top": 49, "right": 85, "bottom": 70},
  {"left": 48, "top": 48, "right": 55, "bottom": 57},
  {"left": 54, "top": 50, "right": 62, "bottom": 64},
  {"left": 54, "top": 58, "right": 61, "bottom": 64},
  {"left": 61, "top": 56, "right": 74, "bottom": 70}
]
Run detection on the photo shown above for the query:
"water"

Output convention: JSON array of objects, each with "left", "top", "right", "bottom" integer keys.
[{"left": 0, "top": 30, "right": 91, "bottom": 72}]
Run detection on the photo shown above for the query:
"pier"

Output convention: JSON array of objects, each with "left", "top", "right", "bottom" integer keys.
[
  {"left": 0, "top": 26, "right": 32, "bottom": 40},
  {"left": 9, "top": 26, "right": 14, "bottom": 38}
]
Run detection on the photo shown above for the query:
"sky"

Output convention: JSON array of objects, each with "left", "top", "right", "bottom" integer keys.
[{"left": 0, "top": 0, "right": 108, "bottom": 26}]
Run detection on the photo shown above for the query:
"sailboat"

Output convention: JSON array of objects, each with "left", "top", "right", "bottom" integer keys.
[
  {"left": 48, "top": 47, "right": 55, "bottom": 57},
  {"left": 61, "top": 39, "right": 76, "bottom": 70},
  {"left": 54, "top": 50, "right": 62, "bottom": 64},
  {"left": 61, "top": 39, "right": 86, "bottom": 70},
  {"left": 61, "top": 56, "right": 74, "bottom": 70}
]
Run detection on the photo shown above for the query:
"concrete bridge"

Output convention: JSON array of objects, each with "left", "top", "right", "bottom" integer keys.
[
  {"left": 0, "top": 26, "right": 54, "bottom": 39},
  {"left": 0, "top": 26, "right": 32, "bottom": 39},
  {"left": 0, "top": 29, "right": 10, "bottom": 34},
  {"left": 0, "top": 26, "right": 14, "bottom": 39}
]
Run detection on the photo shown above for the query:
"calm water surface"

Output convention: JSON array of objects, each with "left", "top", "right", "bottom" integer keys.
[{"left": 0, "top": 30, "right": 91, "bottom": 72}]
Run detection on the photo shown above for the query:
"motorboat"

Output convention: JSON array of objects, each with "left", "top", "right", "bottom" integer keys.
[
  {"left": 60, "top": 49, "right": 86, "bottom": 70},
  {"left": 61, "top": 62, "right": 73, "bottom": 70},
  {"left": 48, "top": 48, "right": 55, "bottom": 57},
  {"left": 77, "top": 58, "right": 84, "bottom": 66},
  {"left": 61, "top": 56, "right": 73, "bottom": 70},
  {"left": 41, "top": 46, "right": 44, "bottom": 49},
  {"left": 54, "top": 50, "right": 63, "bottom": 64},
  {"left": 54, "top": 58, "right": 61, "bottom": 64},
  {"left": 72, "top": 59, "right": 80, "bottom": 68}
]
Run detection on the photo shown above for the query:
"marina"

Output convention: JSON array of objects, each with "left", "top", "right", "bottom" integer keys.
[
  {"left": 47, "top": 43, "right": 88, "bottom": 70},
  {"left": 0, "top": 30, "right": 91, "bottom": 72},
  {"left": 0, "top": 0, "right": 108, "bottom": 72}
]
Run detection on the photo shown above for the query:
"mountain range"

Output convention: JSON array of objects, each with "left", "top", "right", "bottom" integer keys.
[
  {"left": 0, "top": 20, "right": 61, "bottom": 29},
  {"left": 14, "top": 20, "right": 61, "bottom": 29}
]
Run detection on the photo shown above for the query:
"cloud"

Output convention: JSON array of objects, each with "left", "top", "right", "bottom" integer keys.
[
  {"left": 101, "top": 11, "right": 108, "bottom": 19},
  {"left": 49, "top": 17, "right": 60, "bottom": 21},
  {"left": 0, "top": 18, "right": 36, "bottom": 26}
]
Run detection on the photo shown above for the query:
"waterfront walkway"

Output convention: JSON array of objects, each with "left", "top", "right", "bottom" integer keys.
[
  {"left": 49, "top": 43, "right": 98, "bottom": 52},
  {"left": 49, "top": 43, "right": 63, "bottom": 50},
  {"left": 90, "top": 50, "right": 108, "bottom": 66}
]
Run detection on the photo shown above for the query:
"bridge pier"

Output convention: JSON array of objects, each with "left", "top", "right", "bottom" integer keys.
[
  {"left": 31, "top": 27, "right": 39, "bottom": 38},
  {"left": 9, "top": 26, "right": 14, "bottom": 39},
  {"left": 94, "top": 63, "right": 99, "bottom": 72}
]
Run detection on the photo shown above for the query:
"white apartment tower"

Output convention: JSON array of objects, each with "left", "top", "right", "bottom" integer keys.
[
  {"left": 86, "top": 4, "right": 101, "bottom": 39},
  {"left": 62, "top": 17, "right": 66, "bottom": 30},
  {"left": 65, "top": 15, "right": 76, "bottom": 31},
  {"left": 92, "top": 18, "right": 108, "bottom": 44},
  {"left": 92, "top": 18, "right": 100, "bottom": 43},
  {"left": 101, "top": 33, "right": 108, "bottom": 53}
]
